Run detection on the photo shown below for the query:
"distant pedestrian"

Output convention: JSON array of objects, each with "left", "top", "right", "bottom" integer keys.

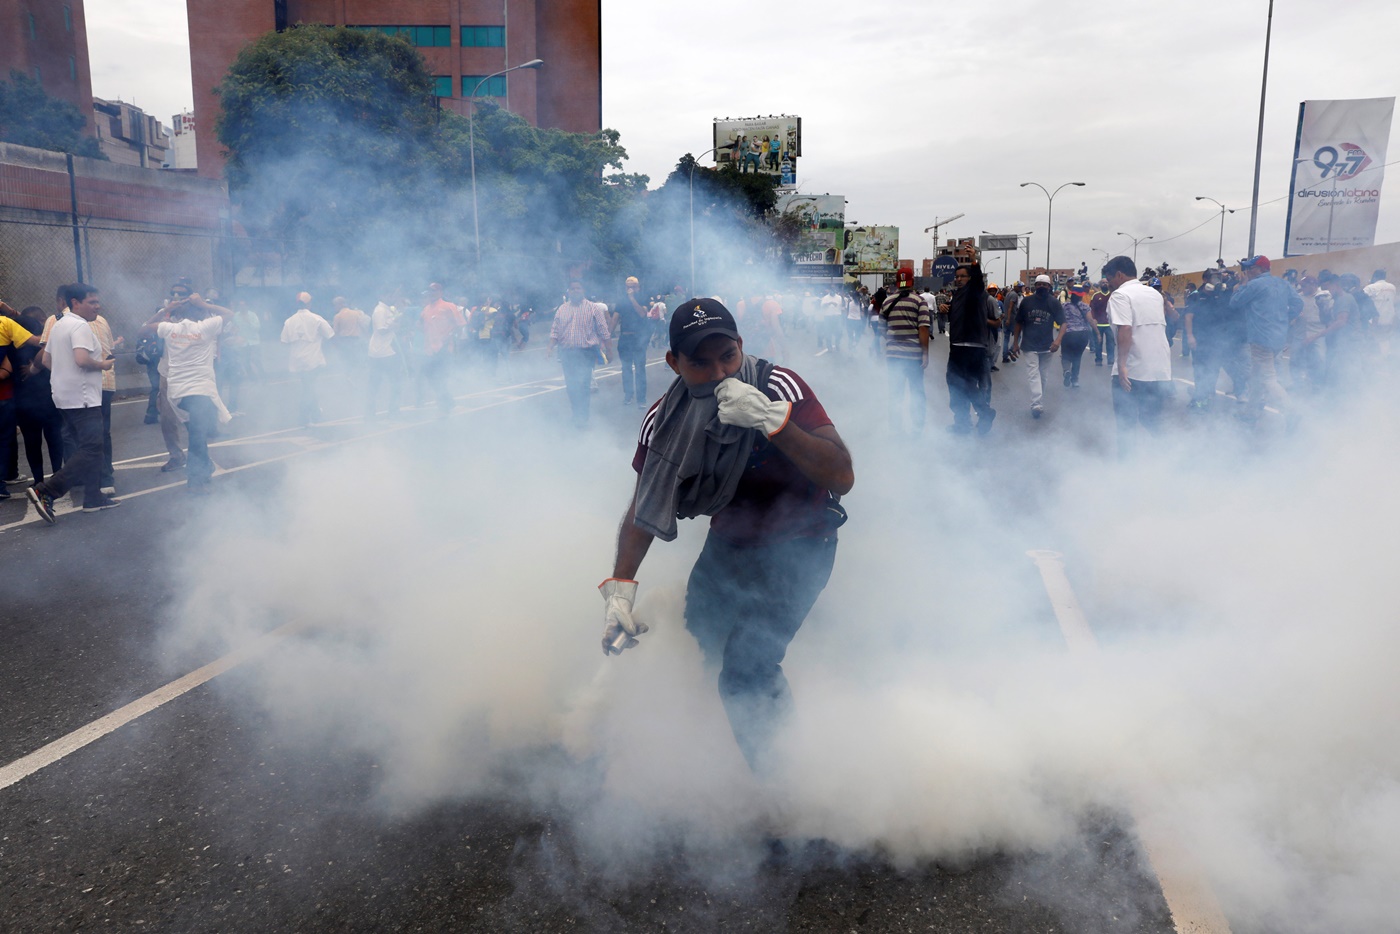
[
  {"left": 549, "top": 280, "right": 611, "bottom": 429},
  {"left": 1012, "top": 275, "right": 1065, "bottom": 418},
  {"left": 365, "top": 289, "right": 403, "bottom": 419},
  {"left": 0, "top": 305, "right": 41, "bottom": 500},
  {"left": 281, "top": 291, "right": 334, "bottom": 426},
  {"left": 1059, "top": 285, "right": 1094, "bottom": 388},
  {"left": 612, "top": 276, "right": 652, "bottom": 406},
  {"left": 1364, "top": 269, "right": 1395, "bottom": 356},
  {"left": 151, "top": 292, "right": 235, "bottom": 492},
  {"left": 945, "top": 263, "right": 997, "bottom": 435},
  {"left": 1230, "top": 256, "right": 1300, "bottom": 424},
  {"left": 1090, "top": 279, "right": 1114, "bottom": 367},
  {"left": 26, "top": 284, "right": 119, "bottom": 522},
  {"left": 419, "top": 283, "right": 464, "bottom": 416},
  {"left": 879, "top": 269, "right": 931, "bottom": 434},
  {"left": 1103, "top": 256, "right": 1171, "bottom": 457}
]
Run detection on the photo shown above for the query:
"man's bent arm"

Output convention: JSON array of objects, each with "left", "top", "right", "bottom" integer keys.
[
  {"left": 770, "top": 423, "right": 854, "bottom": 495},
  {"left": 612, "top": 496, "right": 656, "bottom": 580}
]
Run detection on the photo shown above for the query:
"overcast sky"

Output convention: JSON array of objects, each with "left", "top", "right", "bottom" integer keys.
[{"left": 86, "top": 0, "right": 1400, "bottom": 279}]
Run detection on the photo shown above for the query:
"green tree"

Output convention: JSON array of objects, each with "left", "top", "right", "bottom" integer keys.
[
  {"left": 215, "top": 25, "right": 442, "bottom": 277},
  {"left": 0, "top": 70, "right": 104, "bottom": 159}
]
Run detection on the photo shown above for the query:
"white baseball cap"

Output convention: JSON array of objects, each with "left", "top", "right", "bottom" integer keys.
[{"left": 1034, "top": 274, "right": 1052, "bottom": 285}]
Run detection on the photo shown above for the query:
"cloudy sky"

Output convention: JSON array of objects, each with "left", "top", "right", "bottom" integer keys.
[{"left": 86, "top": 0, "right": 1400, "bottom": 279}]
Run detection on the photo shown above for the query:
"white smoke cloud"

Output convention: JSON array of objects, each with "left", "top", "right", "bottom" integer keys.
[{"left": 159, "top": 316, "right": 1400, "bottom": 932}]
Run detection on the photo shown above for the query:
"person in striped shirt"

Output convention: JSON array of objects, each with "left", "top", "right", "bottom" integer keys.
[
  {"left": 878, "top": 269, "right": 931, "bottom": 434},
  {"left": 599, "top": 299, "right": 854, "bottom": 772}
]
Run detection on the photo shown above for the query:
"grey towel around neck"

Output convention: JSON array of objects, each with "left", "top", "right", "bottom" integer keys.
[{"left": 632, "top": 355, "right": 775, "bottom": 542}]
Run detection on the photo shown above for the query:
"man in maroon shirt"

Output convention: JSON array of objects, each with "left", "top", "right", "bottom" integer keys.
[
  {"left": 599, "top": 298, "right": 854, "bottom": 771},
  {"left": 1090, "top": 278, "right": 1115, "bottom": 366}
]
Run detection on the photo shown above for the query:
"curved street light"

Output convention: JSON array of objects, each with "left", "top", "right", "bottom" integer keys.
[
  {"left": 1116, "top": 231, "right": 1153, "bottom": 265},
  {"left": 1020, "top": 181, "right": 1085, "bottom": 269},
  {"left": 469, "top": 59, "right": 545, "bottom": 267},
  {"left": 688, "top": 147, "right": 720, "bottom": 296},
  {"left": 1195, "top": 197, "right": 1236, "bottom": 265}
]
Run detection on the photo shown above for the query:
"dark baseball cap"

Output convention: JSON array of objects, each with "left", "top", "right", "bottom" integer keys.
[{"left": 669, "top": 298, "right": 740, "bottom": 357}]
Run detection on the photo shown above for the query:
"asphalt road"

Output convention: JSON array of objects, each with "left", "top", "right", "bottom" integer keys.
[{"left": 0, "top": 324, "right": 1214, "bottom": 933}]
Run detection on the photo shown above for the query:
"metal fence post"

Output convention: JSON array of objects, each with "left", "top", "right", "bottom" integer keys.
[{"left": 65, "top": 153, "right": 83, "bottom": 281}]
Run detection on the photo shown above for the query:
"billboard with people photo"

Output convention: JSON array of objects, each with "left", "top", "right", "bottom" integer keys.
[{"left": 713, "top": 116, "right": 802, "bottom": 179}]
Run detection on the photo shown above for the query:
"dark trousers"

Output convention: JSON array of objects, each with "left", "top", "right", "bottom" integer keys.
[
  {"left": 685, "top": 532, "right": 837, "bottom": 772},
  {"left": 1111, "top": 378, "right": 1167, "bottom": 459},
  {"left": 39, "top": 406, "right": 104, "bottom": 507},
  {"left": 0, "top": 401, "right": 13, "bottom": 493},
  {"left": 17, "top": 404, "right": 62, "bottom": 483},
  {"left": 619, "top": 341, "right": 647, "bottom": 403},
  {"left": 559, "top": 347, "right": 595, "bottom": 427},
  {"left": 1060, "top": 330, "right": 1091, "bottom": 384},
  {"left": 100, "top": 389, "right": 114, "bottom": 488},
  {"left": 177, "top": 395, "right": 218, "bottom": 487},
  {"left": 946, "top": 344, "right": 994, "bottom": 427},
  {"left": 366, "top": 355, "right": 402, "bottom": 417},
  {"left": 1094, "top": 325, "right": 1115, "bottom": 365},
  {"left": 297, "top": 370, "right": 322, "bottom": 425},
  {"left": 1192, "top": 334, "right": 1248, "bottom": 403},
  {"left": 886, "top": 355, "right": 926, "bottom": 432}
]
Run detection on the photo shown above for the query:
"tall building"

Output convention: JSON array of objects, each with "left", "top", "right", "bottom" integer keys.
[
  {"left": 93, "top": 98, "right": 172, "bottom": 168},
  {"left": 0, "top": 0, "right": 96, "bottom": 130},
  {"left": 185, "top": 0, "right": 602, "bottom": 180},
  {"left": 171, "top": 110, "right": 198, "bottom": 170}
]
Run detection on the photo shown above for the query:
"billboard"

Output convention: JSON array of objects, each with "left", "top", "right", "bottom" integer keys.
[
  {"left": 775, "top": 193, "right": 846, "bottom": 265},
  {"left": 714, "top": 116, "right": 801, "bottom": 180},
  {"left": 1285, "top": 97, "right": 1395, "bottom": 256},
  {"left": 843, "top": 226, "right": 899, "bottom": 274},
  {"left": 979, "top": 234, "right": 1021, "bottom": 251}
]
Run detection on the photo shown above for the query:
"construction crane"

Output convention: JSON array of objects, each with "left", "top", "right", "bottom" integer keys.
[{"left": 923, "top": 213, "right": 966, "bottom": 248}]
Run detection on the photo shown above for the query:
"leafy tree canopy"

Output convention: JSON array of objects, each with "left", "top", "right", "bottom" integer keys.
[{"left": 0, "top": 70, "right": 104, "bottom": 159}]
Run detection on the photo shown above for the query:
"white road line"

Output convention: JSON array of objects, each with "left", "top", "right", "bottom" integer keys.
[
  {"left": 0, "top": 620, "right": 306, "bottom": 792},
  {"left": 1027, "top": 551, "right": 1233, "bottom": 934}
]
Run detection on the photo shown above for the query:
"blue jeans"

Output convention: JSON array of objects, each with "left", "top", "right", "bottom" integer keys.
[
  {"left": 1192, "top": 334, "right": 1248, "bottom": 403},
  {"left": 559, "top": 347, "right": 595, "bottom": 427},
  {"left": 178, "top": 395, "right": 218, "bottom": 487},
  {"left": 1111, "top": 378, "right": 1167, "bottom": 459},
  {"left": 886, "top": 355, "right": 926, "bottom": 433},
  {"left": 685, "top": 532, "right": 837, "bottom": 772},
  {"left": 1094, "top": 325, "right": 1115, "bottom": 365}
]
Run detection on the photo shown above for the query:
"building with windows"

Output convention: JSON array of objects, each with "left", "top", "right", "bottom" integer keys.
[
  {"left": 170, "top": 111, "right": 198, "bottom": 170},
  {"left": 185, "top": 1, "right": 602, "bottom": 180},
  {"left": 0, "top": 0, "right": 96, "bottom": 132},
  {"left": 93, "top": 98, "right": 172, "bottom": 169}
]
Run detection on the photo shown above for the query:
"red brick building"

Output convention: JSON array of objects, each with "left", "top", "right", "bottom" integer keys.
[
  {"left": 0, "top": 0, "right": 96, "bottom": 131},
  {"left": 186, "top": 0, "right": 602, "bottom": 180}
]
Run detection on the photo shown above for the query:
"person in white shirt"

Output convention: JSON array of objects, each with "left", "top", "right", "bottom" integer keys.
[
  {"left": 280, "top": 291, "right": 334, "bottom": 426},
  {"left": 26, "top": 284, "right": 118, "bottom": 522},
  {"left": 815, "top": 288, "right": 843, "bottom": 353},
  {"left": 143, "top": 293, "right": 235, "bottom": 491},
  {"left": 366, "top": 289, "right": 403, "bottom": 419},
  {"left": 1104, "top": 255, "right": 1171, "bottom": 458},
  {"left": 1364, "top": 269, "right": 1396, "bottom": 356}
]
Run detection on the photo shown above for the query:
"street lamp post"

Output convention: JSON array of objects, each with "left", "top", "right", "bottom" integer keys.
[
  {"left": 1020, "top": 181, "right": 1086, "bottom": 270},
  {"left": 1116, "top": 232, "right": 1153, "bottom": 265},
  {"left": 469, "top": 58, "right": 545, "bottom": 268},
  {"left": 1195, "top": 197, "right": 1236, "bottom": 265},
  {"left": 982, "top": 229, "right": 1031, "bottom": 287},
  {"left": 688, "top": 147, "right": 720, "bottom": 296}
]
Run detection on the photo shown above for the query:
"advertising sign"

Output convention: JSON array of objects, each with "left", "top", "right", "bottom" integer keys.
[
  {"left": 1285, "top": 97, "right": 1394, "bottom": 256},
  {"left": 776, "top": 193, "right": 846, "bottom": 265},
  {"left": 979, "top": 234, "right": 1021, "bottom": 251},
  {"left": 714, "top": 116, "right": 802, "bottom": 179},
  {"left": 932, "top": 255, "right": 958, "bottom": 285},
  {"left": 842, "top": 226, "right": 899, "bottom": 274}
]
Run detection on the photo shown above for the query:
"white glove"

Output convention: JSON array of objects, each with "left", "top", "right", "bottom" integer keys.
[
  {"left": 716, "top": 378, "right": 791, "bottom": 437},
  {"left": 600, "top": 578, "right": 646, "bottom": 656}
]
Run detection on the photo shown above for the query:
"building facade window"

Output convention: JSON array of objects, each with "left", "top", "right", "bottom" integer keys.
[
  {"left": 461, "top": 26, "right": 505, "bottom": 48},
  {"left": 29, "top": 12, "right": 36, "bottom": 38},
  {"left": 462, "top": 75, "right": 507, "bottom": 98},
  {"left": 63, "top": 6, "right": 72, "bottom": 31},
  {"left": 433, "top": 76, "right": 452, "bottom": 97},
  {"left": 350, "top": 25, "right": 450, "bottom": 47}
]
